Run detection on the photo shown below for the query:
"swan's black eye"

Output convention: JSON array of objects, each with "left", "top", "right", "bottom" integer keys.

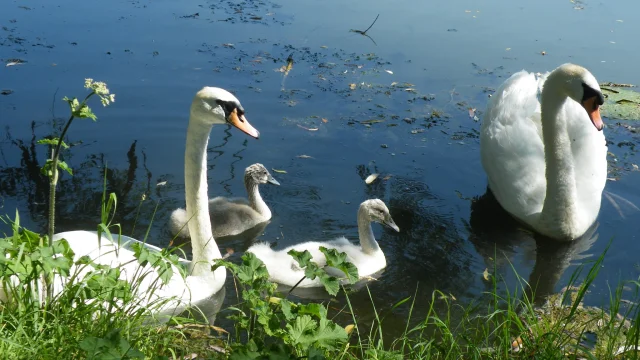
[
  {"left": 581, "top": 83, "right": 604, "bottom": 106},
  {"left": 215, "top": 100, "right": 241, "bottom": 119}
]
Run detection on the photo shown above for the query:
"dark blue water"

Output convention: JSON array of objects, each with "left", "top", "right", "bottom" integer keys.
[{"left": 2, "top": 0, "right": 640, "bottom": 336}]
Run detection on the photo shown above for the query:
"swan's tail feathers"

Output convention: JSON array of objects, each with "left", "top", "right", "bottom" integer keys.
[
  {"left": 169, "top": 208, "right": 191, "bottom": 239},
  {"left": 603, "top": 190, "right": 640, "bottom": 220}
]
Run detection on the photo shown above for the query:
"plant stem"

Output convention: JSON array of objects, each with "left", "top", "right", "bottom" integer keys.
[{"left": 47, "top": 92, "right": 93, "bottom": 242}]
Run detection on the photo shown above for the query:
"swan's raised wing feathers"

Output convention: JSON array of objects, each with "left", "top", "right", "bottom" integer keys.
[{"left": 480, "top": 70, "right": 547, "bottom": 221}]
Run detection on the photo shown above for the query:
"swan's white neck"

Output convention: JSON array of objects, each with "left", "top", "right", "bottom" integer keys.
[
  {"left": 246, "top": 176, "right": 271, "bottom": 219},
  {"left": 185, "top": 116, "right": 222, "bottom": 275},
  {"left": 538, "top": 75, "right": 579, "bottom": 238},
  {"left": 357, "top": 206, "right": 379, "bottom": 254}
]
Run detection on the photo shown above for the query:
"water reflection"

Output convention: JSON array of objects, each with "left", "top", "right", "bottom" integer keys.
[
  {"left": 468, "top": 188, "right": 599, "bottom": 304},
  {"left": 0, "top": 123, "right": 156, "bottom": 239}
]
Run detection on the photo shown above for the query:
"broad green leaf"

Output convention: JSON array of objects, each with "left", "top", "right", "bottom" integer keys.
[
  {"left": 264, "top": 344, "right": 292, "bottom": 360},
  {"left": 63, "top": 96, "right": 80, "bottom": 112},
  {"left": 80, "top": 329, "right": 144, "bottom": 360},
  {"left": 312, "top": 317, "right": 348, "bottom": 350},
  {"left": 57, "top": 160, "right": 73, "bottom": 175},
  {"left": 37, "top": 138, "right": 69, "bottom": 149},
  {"left": 320, "top": 247, "right": 359, "bottom": 283},
  {"left": 286, "top": 315, "right": 317, "bottom": 346},
  {"left": 297, "top": 303, "right": 325, "bottom": 319},
  {"left": 280, "top": 298, "right": 295, "bottom": 321},
  {"left": 308, "top": 347, "right": 326, "bottom": 360},
  {"left": 230, "top": 339, "right": 260, "bottom": 360},
  {"left": 287, "top": 249, "right": 312, "bottom": 268},
  {"left": 317, "top": 274, "right": 339, "bottom": 296},
  {"left": 75, "top": 103, "right": 98, "bottom": 121},
  {"left": 237, "top": 252, "right": 268, "bottom": 283}
]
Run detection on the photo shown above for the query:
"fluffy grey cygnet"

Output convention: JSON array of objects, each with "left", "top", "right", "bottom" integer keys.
[{"left": 169, "top": 163, "right": 279, "bottom": 239}]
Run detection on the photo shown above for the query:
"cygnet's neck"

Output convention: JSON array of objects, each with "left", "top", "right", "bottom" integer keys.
[
  {"left": 185, "top": 116, "right": 222, "bottom": 275},
  {"left": 357, "top": 205, "right": 379, "bottom": 254},
  {"left": 538, "top": 73, "right": 579, "bottom": 236},
  {"left": 245, "top": 175, "right": 271, "bottom": 219}
]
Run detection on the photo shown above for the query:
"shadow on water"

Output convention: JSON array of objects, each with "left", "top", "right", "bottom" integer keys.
[{"left": 467, "top": 188, "right": 599, "bottom": 305}]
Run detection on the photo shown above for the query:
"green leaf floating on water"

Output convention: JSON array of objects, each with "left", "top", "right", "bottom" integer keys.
[{"left": 600, "top": 86, "right": 640, "bottom": 120}]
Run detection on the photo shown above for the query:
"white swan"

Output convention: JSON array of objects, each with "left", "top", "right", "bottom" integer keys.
[
  {"left": 1, "top": 87, "right": 260, "bottom": 313},
  {"left": 169, "top": 163, "right": 279, "bottom": 239},
  {"left": 480, "top": 63, "right": 607, "bottom": 240},
  {"left": 246, "top": 199, "right": 400, "bottom": 288}
]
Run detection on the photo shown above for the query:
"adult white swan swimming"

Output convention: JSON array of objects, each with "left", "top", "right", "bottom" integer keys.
[
  {"left": 13, "top": 87, "right": 260, "bottom": 313},
  {"left": 480, "top": 63, "right": 607, "bottom": 240}
]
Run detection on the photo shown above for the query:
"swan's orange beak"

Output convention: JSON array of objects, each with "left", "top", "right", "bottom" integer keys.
[
  {"left": 229, "top": 108, "right": 260, "bottom": 138},
  {"left": 582, "top": 97, "right": 604, "bottom": 131}
]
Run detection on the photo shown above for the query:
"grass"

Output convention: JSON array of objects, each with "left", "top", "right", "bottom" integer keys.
[
  {"left": 6, "top": 212, "right": 638, "bottom": 359},
  {"left": 2, "top": 79, "right": 640, "bottom": 359}
]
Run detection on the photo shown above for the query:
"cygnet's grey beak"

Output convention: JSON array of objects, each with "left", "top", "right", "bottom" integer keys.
[
  {"left": 267, "top": 174, "right": 280, "bottom": 186},
  {"left": 383, "top": 217, "right": 400, "bottom": 232}
]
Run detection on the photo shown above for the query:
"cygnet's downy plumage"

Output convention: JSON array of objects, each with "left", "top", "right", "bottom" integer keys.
[
  {"left": 170, "top": 163, "right": 279, "bottom": 239},
  {"left": 246, "top": 199, "right": 400, "bottom": 288}
]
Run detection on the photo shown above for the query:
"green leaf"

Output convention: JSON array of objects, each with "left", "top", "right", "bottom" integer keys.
[
  {"left": 37, "top": 138, "right": 69, "bottom": 149},
  {"left": 286, "top": 315, "right": 317, "bottom": 346},
  {"left": 131, "top": 242, "right": 174, "bottom": 285},
  {"left": 265, "top": 344, "right": 293, "bottom": 360},
  {"left": 63, "top": 96, "right": 80, "bottom": 112},
  {"left": 308, "top": 347, "right": 326, "bottom": 360},
  {"left": 287, "top": 249, "right": 312, "bottom": 268},
  {"left": 280, "top": 299, "right": 295, "bottom": 321},
  {"left": 313, "top": 317, "right": 348, "bottom": 350},
  {"left": 237, "top": 252, "right": 269, "bottom": 284},
  {"left": 317, "top": 274, "right": 339, "bottom": 296},
  {"left": 57, "top": 160, "right": 73, "bottom": 176},
  {"left": 79, "top": 329, "right": 144, "bottom": 360},
  {"left": 297, "top": 303, "right": 326, "bottom": 319},
  {"left": 40, "top": 159, "right": 73, "bottom": 177},
  {"left": 320, "top": 247, "right": 359, "bottom": 283},
  {"left": 230, "top": 339, "right": 261, "bottom": 360},
  {"left": 72, "top": 103, "right": 98, "bottom": 121}
]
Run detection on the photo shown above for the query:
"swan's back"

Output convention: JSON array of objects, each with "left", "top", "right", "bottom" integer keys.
[{"left": 480, "top": 70, "right": 547, "bottom": 222}]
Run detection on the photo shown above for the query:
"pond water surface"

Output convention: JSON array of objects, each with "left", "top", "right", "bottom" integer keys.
[{"left": 2, "top": 0, "right": 640, "bottom": 339}]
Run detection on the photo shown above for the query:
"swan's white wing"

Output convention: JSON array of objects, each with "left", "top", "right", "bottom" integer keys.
[
  {"left": 53, "top": 230, "right": 190, "bottom": 268},
  {"left": 480, "top": 70, "right": 547, "bottom": 222}
]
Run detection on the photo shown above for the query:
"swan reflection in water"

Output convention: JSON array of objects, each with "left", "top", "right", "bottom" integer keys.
[{"left": 468, "top": 188, "right": 599, "bottom": 305}]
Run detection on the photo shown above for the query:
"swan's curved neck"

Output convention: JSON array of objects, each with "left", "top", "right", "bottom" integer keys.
[
  {"left": 245, "top": 175, "right": 271, "bottom": 219},
  {"left": 357, "top": 206, "right": 379, "bottom": 254},
  {"left": 185, "top": 116, "right": 222, "bottom": 276},
  {"left": 539, "top": 75, "right": 579, "bottom": 234}
]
